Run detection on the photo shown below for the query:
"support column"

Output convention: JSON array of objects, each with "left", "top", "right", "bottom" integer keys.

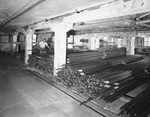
[
  {"left": 95, "top": 38, "right": 100, "bottom": 49},
  {"left": 22, "top": 28, "right": 35, "bottom": 64},
  {"left": 126, "top": 32, "right": 137, "bottom": 55},
  {"left": 12, "top": 32, "right": 18, "bottom": 54},
  {"left": 130, "top": 37, "right": 135, "bottom": 55},
  {"left": 117, "top": 38, "right": 122, "bottom": 48},
  {"left": 90, "top": 37, "right": 96, "bottom": 50},
  {"left": 54, "top": 30, "right": 66, "bottom": 73},
  {"left": 90, "top": 35, "right": 99, "bottom": 50},
  {"left": 51, "top": 22, "right": 73, "bottom": 75}
]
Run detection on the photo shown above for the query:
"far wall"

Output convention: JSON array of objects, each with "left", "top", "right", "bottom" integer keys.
[
  {"left": 0, "top": 35, "right": 11, "bottom": 52},
  {"left": 72, "top": 33, "right": 126, "bottom": 50}
]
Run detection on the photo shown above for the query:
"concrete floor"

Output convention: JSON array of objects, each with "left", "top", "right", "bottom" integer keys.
[{"left": 0, "top": 53, "right": 103, "bottom": 117}]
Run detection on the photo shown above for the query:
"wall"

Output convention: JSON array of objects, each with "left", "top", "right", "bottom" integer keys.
[
  {"left": 72, "top": 33, "right": 126, "bottom": 50},
  {"left": 18, "top": 34, "right": 25, "bottom": 51},
  {"left": 0, "top": 35, "right": 11, "bottom": 52},
  {"left": 144, "top": 37, "right": 150, "bottom": 46},
  {"left": 36, "top": 33, "right": 54, "bottom": 42},
  {"left": 73, "top": 33, "right": 102, "bottom": 50}
]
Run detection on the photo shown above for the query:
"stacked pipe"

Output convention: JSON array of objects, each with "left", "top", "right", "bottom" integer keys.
[
  {"left": 67, "top": 51, "right": 105, "bottom": 64},
  {"left": 67, "top": 48, "right": 126, "bottom": 65},
  {"left": 14, "top": 52, "right": 25, "bottom": 63},
  {"left": 78, "top": 59, "right": 150, "bottom": 101},
  {"left": 101, "top": 59, "right": 150, "bottom": 97},
  {"left": 135, "top": 47, "right": 150, "bottom": 56},
  {"left": 28, "top": 54, "right": 37, "bottom": 66},
  {"left": 120, "top": 85, "right": 150, "bottom": 117},
  {"left": 54, "top": 48, "right": 150, "bottom": 105},
  {"left": 28, "top": 53, "right": 54, "bottom": 73},
  {"left": 54, "top": 66, "right": 81, "bottom": 87}
]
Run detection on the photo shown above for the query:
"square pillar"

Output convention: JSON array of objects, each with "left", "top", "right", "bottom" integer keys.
[
  {"left": 130, "top": 37, "right": 135, "bottom": 55},
  {"left": 51, "top": 22, "right": 73, "bottom": 75},
  {"left": 22, "top": 28, "right": 35, "bottom": 64},
  {"left": 90, "top": 35, "right": 100, "bottom": 50},
  {"left": 126, "top": 32, "right": 137, "bottom": 55},
  {"left": 54, "top": 30, "right": 67, "bottom": 74},
  {"left": 90, "top": 37, "right": 96, "bottom": 50},
  {"left": 12, "top": 32, "right": 18, "bottom": 54},
  {"left": 95, "top": 38, "right": 100, "bottom": 49}
]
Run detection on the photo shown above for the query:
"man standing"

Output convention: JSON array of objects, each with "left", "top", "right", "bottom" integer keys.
[{"left": 38, "top": 38, "right": 51, "bottom": 54}]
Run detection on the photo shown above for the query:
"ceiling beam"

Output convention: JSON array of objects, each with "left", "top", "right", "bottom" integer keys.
[
  {"left": 26, "top": 0, "right": 150, "bottom": 32},
  {"left": 74, "top": 27, "right": 133, "bottom": 34},
  {"left": 82, "top": 15, "right": 135, "bottom": 25},
  {"left": 64, "top": 0, "right": 150, "bottom": 23},
  {"left": 73, "top": 18, "right": 134, "bottom": 31}
]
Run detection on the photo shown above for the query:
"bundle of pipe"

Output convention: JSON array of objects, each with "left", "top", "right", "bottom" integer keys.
[
  {"left": 28, "top": 53, "right": 54, "bottom": 73},
  {"left": 14, "top": 52, "right": 25, "bottom": 63},
  {"left": 28, "top": 55, "right": 37, "bottom": 66},
  {"left": 102, "top": 73, "right": 148, "bottom": 103},
  {"left": 120, "top": 85, "right": 150, "bottom": 117},
  {"left": 67, "top": 51, "right": 105, "bottom": 64},
  {"left": 54, "top": 54, "right": 149, "bottom": 104},
  {"left": 135, "top": 47, "right": 150, "bottom": 56},
  {"left": 78, "top": 58, "right": 150, "bottom": 100},
  {"left": 67, "top": 55, "right": 144, "bottom": 75},
  {"left": 107, "top": 55, "right": 144, "bottom": 65},
  {"left": 54, "top": 66, "right": 81, "bottom": 87},
  {"left": 67, "top": 48, "right": 126, "bottom": 64}
]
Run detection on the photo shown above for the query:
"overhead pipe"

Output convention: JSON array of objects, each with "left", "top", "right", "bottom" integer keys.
[
  {"left": 0, "top": 0, "right": 45, "bottom": 28},
  {"left": 136, "top": 19, "right": 150, "bottom": 25},
  {"left": 136, "top": 12, "right": 150, "bottom": 20}
]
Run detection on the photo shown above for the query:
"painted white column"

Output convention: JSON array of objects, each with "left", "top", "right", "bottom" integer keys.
[
  {"left": 12, "top": 32, "right": 18, "bottom": 53},
  {"left": 126, "top": 32, "right": 136, "bottom": 55},
  {"left": 23, "top": 28, "right": 35, "bottom": 64},
  {"left": 117, "top": 38, "right": 122, "bottom": 48},
  {"left": 90, "top": 37, "right": 96, "bottom": 50},
  {"left": 90, "top": 35, "right": 99, "bottom": 50},
  {"left": 131, "top": 37, "right": 135, "bottom": 55},
  {"left": 126, "top": 34, "right": 132, "bottom": 55},
  {"left": 95, "top": 38, "right": 100, "bottom": 49},
  {"left": 51, "top": 22, "right": 73, "bottom": 75},
  {"left": 55, "top": 30, "right": 66, "bottom": 71}
]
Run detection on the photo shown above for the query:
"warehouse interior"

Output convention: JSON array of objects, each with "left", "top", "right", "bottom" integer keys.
[{"left": 1, "top": 0, "right": 150, "bottom": 117}]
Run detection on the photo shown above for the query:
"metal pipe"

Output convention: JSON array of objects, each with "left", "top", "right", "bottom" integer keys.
[
  {"left": 136, "top": 19, "right": 150, "bottom": 25},
  {"left": 136, "top": 12, "right": 150, "bottom": 20}
]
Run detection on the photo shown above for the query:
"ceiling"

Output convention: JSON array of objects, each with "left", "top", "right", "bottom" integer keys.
[{"left": 0, "top": 0, "right": 107, "bottom": 32}]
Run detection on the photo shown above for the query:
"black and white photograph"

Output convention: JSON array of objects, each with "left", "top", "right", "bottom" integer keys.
[{"left": 0, "top": 0, "right": 150, "bottom": 117}]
